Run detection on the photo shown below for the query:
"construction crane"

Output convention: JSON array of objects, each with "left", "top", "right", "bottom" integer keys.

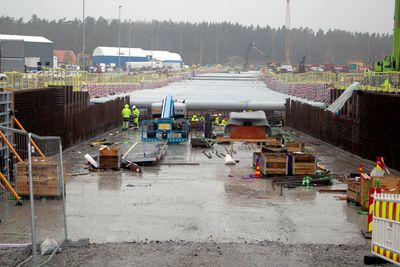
[
  {"left": 243, "top": 42, "right": 270, "bottom": 71},
  {"left": 374, "top": 0, "right": 400, "bottom": 72},
  {"left": 141, "top": 95, "right": 189, "bottom": 143}
]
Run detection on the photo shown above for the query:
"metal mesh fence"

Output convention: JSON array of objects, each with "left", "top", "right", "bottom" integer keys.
[
  {"left": 0, "top": 126, "right": 67, "bottom": 267},
  {"left": 266, "top": 71, "right": 400, "bottom": 93}
]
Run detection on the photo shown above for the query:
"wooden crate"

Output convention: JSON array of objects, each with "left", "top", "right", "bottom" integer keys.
[
  {"left": 285, "top": 142, "right": 305, "bottom": 153},
  {"left": 260, "top": 152, "right": 288, "bottom": 176},
  {"left": 359, "top": 174, "right": 400, "bottom": 209},
  {"left": 16, "top": 158, "right": 63, "bottom": 197},
  {"left": 99, "top": 147, "right": 121, "bottom": 169},
  {"left": 344, "top": 174, "right": 361, "bottom": 203},
  {"left": 292, "top": 154, "right": 316, "bottom": 175},
  {"left": 346, "top": 189, "right": 359, "bottom": 203}
]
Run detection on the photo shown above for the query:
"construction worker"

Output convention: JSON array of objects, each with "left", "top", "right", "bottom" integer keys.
[
  {"left": 221, "top": 117, "right": 228, "bottom": 126},
  {"left": 382, "top": 79, "right": 391, "bottom": 92},
  {"left": 214, "top": 114, "right": 220, "bottom": 126},
  {"left": 122, "top": 104, "right": 131, "bottom": 131},
  {"left": 198, "top": 114, "right": 205, "bottom": 132},
  {"left": 133, "top": 106, "right": 140, "bottom": 129},
  {"left": 191, "top": 114, "right": 198, "bottom": 121}
]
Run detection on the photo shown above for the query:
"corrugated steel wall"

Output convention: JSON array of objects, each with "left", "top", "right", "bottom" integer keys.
[
  {"left": 14, "top": 86, "right": 128, "bottom": 149},
  {"left": 286, "top": 90, "right": 400, "bottom": 170}
]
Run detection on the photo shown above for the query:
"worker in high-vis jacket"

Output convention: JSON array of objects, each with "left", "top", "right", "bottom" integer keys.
[
  {"left": 383, "top": 79, "right": 391, "bottom": 92},
  {"left": 214, "top": 114, "right": 220, "bottom": 126},
  {"left": 191, "top": 114, "right": 198, "bottom": 121},
  {"left": 122, "top": 104, "right": 131, "bottom": 131},
  {"left": 133, "top": 106, "right": 140, "bottom": 129},
  {"left": 221, "top": 118, "right": 228, "bottom": 126}
]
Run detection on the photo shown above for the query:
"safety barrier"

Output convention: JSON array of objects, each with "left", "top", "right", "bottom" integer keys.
[
  {"left": 0, "top": 125, "right": 67, "bottom": 267},
  {"left": 0, "top": 66, "right": 222, "bottom": 93},
  {"left": 265, "top": 71, "right": 400, "bottom": 93},
  {"left": 371, "top": 193, "right": 400, "bottom": 266},
  {"left": 262, "top": 76, "right": 331, "bottom": 102}
]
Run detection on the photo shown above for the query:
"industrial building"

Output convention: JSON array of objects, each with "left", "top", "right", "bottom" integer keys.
[
  {"left": 92, "top": 47, "right": 183, "bottom": 70},
  {"left": 53, "top": 50, "right": 77, "bottom": 66},
  {"left": 0, "top": 34, "right": 54, "bottom": 72}
]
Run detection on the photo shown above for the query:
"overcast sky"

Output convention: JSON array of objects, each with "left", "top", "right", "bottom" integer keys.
[{"left": 2, "top": 0, "right": 393, "bottom": 34}]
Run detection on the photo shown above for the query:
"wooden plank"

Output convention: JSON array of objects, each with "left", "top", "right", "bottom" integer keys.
[
  {"left": 122, "top": 142, "right": 138, "bottom": 160},
  {"left": 285, "top": 142, "right": 305, "bottom": 153},
  {"left": 319, "top": 189, "right": 347, "bottom": 193},
  {"left": 266, "top": 137, "right": 282, "bottom": 146},
  {"left": 216, "top": 137, "right": 268, "bottom": 143}
]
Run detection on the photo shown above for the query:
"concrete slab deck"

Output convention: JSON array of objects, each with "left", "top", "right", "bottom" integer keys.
[{"left": 0, "top": 127, "right": 385, "bottom": 246}]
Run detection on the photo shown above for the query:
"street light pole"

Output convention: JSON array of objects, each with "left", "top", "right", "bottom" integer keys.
[
  {"left": 128, "top": 19, "right": 131, "bottom": 68},
  {"left": 82, "top": 0, "right": 85, "bottom": 70},
  {"left": 118, "top": 5, "right": 122, "bottom": 71}
]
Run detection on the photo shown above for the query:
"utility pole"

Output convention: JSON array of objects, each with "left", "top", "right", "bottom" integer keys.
[
  {"left": 179, "top": 32, "right": 182, "bottom": 56},
  {"left": 199, "top": 39, "right": 203, "bottom": 66},
  {"left": 82, "top": 0, "right": 85, "bottom": 70},
  {"left": 367, "top": 38, "right": 371, "bottom": 64},
  {"left": 285, "top": 0, "right": 291, "bottom": 65},
  {"left": 151, "top": 21, "right": 154, "bottom": 61},
  {"left": 118, "top": 5, "right": 122, "bottom": 70},
  {"left": 128, "top": 19, "right": 131, "bottom": 68}
]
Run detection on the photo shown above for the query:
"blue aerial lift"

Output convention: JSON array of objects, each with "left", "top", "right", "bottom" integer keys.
[{"left": 141, "top": 95, "right": 189, "bottom": 143}]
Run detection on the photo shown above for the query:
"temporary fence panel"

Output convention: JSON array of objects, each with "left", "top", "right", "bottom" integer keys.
[
  {"left": 265, "top": 71, "right": 400, "bottom": 94},
  {"left": 0, "top": 125, "right": 67, "bottom": 267},
  {"left": 0, "top": 68, "right": 196, "bottom": 92},
  {"left": 0, "top": 91, "right": 12, "bottom": 180},
  {"left": 371, "top": 193, "right": 400, "bottom": 266}
]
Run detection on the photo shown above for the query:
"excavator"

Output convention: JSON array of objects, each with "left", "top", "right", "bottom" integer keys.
[
  {"left": 243, "top": 42, "right": 270, "bottom": 71},
  {"left": 374, "top": 0, "right": 400, "bottom": 72}
]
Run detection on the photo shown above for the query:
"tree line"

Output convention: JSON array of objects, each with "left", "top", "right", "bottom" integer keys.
[{"left": 0, "top": 15, "right": 392, "bottom": 66}]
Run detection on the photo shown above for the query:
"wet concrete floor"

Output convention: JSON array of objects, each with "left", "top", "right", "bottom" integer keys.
[{"left": 1, "top": 127, "right": 389, "bottom": 246}]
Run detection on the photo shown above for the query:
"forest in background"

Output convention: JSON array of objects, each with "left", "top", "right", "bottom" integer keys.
[{"left": 0, "top": 15, "right": 392, "bottom": 66}]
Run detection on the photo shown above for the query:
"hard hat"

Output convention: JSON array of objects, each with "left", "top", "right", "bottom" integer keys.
[{"left": 133, "top": 105, "right": 136, "bottom": 109}]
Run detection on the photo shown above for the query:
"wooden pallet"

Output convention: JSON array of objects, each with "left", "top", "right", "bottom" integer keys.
[{"left": 260, "top": 152, "right": 288, "bottom": 176}]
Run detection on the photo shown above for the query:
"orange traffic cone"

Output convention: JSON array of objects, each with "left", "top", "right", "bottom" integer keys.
[
  {"left": 358, "top": 164, "right": 363, "bottom": 174},
  {"left": 255, "top": 159, "right": 262, "bottom": 178}
]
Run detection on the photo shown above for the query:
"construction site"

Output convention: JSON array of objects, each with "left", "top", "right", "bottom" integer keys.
[{"left": 1, "top": 1, "right": 400, "bottom": 267}]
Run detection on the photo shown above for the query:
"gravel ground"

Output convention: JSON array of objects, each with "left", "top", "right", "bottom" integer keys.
[{"left": 1, "top": 240, "right": 384, "bottom": 267}]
